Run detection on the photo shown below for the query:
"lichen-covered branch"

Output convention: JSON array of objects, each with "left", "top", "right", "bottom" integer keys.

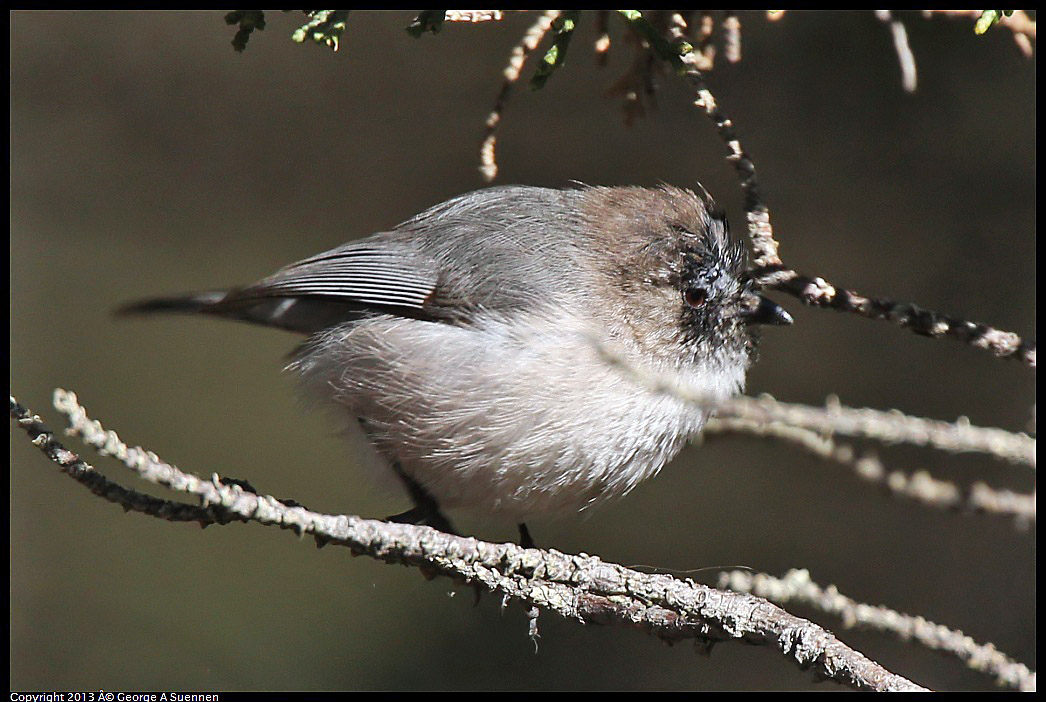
[
  {"left": 675, "top": 50, "right": 1035, "bottom": 367},
  {"left": 9, "top": 396, "right": 242, "bottom": 525},
  {"left": 678, "top": 66, "right": 779, "bottom": 268},
  {"left": 10, "top": 390, "right": 928, "bottom": 692},
  {"left": 759, "top": 269, "right": 1036, "bottom": 366},
  {"left": 709, "top": 395, "right": 1035, "bottom": 466},
  {"left": 595, "top": 343, "right": 1035, "bottom": 467},
  {"left": 719, "top": 569, "right": 1036, "bottom": 692},
  {"left": 444, "top": 11, "right": 504, "bottom": 24},
  {"left": 702, "top": 417, "right": 1035, "bottom": 526}
]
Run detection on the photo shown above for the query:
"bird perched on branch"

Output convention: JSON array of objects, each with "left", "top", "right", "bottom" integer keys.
[{"left": 120, "top": 184, "right": 791, "bottom": 546}]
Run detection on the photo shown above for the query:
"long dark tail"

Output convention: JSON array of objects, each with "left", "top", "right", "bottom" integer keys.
[
  {"left": 116, "top": 291, "right": 366, "bottom": 335},
  {"left": 116, "top": 291, "right": 230, "bottom": 317}
]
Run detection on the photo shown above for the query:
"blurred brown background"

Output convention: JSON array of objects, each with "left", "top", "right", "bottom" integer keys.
[{"left": 10, "top": 11, "right": 1035, "bottom": 691}]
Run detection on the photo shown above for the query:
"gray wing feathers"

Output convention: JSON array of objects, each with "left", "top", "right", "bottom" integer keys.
[
  {"left": 119, "top": 186, "right": 592, "bottom": 335},
  {"left": 235, "top": 244, "right": 437, "bottom": 310},
  {"left": 120, "top": 240, "right": 441, "bottom": 335}
]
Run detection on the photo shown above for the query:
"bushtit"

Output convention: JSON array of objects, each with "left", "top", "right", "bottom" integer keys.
[{"left": 121, "top": 184, "right": 791, "bottom": 544}]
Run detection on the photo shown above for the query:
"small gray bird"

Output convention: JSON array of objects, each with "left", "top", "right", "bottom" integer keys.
[{"left": 120, "top": 184, "right": 791, "bottom": 544}]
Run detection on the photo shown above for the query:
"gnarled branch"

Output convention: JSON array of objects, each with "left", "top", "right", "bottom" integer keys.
[{"left": 11, "top": 390, "right": 928, "bottom": 692}]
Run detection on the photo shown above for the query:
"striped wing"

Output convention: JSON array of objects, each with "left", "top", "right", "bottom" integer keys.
[{"left": 229, "top": 241, "right": 438, "bottom": 311}]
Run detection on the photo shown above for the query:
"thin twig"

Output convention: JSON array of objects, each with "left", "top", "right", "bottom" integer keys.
[
  {"left": 9, "top": 396, "right": 239, "bottom": 526},
  {"left": 718, "top": 569, "right": 1036, "bottom": 692},
  {"left": 616, "top": 10, "right": 691, "bottom": 73},
  {"left": 876, "top": 10, "right": 918, "bottom": 92},
  {"left": 759, "top": 270, "right": 1036, "bottom": 366},
  {"left": 679, "top": 67, "right": 779, "bottom": 267},
  {"left": 594, "top": 340, "right": 1035, "bottom": 466},
  {"left": 708, "top": 395, "right": 1035, "bottom": 466},
  {"left": 709, "top": 393, "right": 1035, "bottom": 466},
  {"left": 444, "top": 11, "right": 503, "bottom": 24},
  {"left": 530, "top": 11, "right": 580, "bottom": 90},
  {"left": 676, "top": 55, "right": 1035, "bottom": 367},
  {"left": 722, "top": 12, "right": 741, "bottom": 63},
  {"left": 480, "top": 10, "right": 561, "bottom": 182},
  {"left": 702, "top": 417, "right": 1035, "bottom": 525},
  {"left": 10, "top": 390, "right": 928, "bottom": 692}
]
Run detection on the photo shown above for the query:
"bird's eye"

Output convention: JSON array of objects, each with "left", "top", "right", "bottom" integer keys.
[{"left": 684, "top": 287, "right": 708, "bottom": 308}]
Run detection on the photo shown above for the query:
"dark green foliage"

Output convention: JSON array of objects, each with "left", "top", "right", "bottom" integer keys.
[
  {"left": 406, "top": 10, "right": 447, "bottom": 38},
  {"left": 975, "top": 10, "right": 1014, "bottom": 34},
  {"left": 615, "top": 10, "right": 694, "bottom": 75},
  {"left": 224, "top": 10, "right": 266, "bottom": 53},
  {"left": 292, "top": 10, "right": 351, "bottom": 51},
  {"left": 530, "top": 11, "right": 580, "bottom": 90}
]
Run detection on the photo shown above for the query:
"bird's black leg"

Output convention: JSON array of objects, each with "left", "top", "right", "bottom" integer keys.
[
  {"left": 386, "top": 461, "right": 459, "bottom": 536},
  {"left": 357, "top": 417, "right": 458, "bottom": 535},
  {"left": 518, "top": 522, "right": 536, "bottom": 549}
]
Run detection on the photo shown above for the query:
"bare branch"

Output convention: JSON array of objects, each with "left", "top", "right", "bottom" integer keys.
[
  {"left": 710, "top": 394, "right": 1034, "bottom": 466},
  {"left": 678, "top": 68, "right": 779, "bottom": 268},
  {"left": 676, "top": 58, "right": 1035, "bottom": 367},
  {"left": 603, "top": 22, "right": 662, "bottom": 126},
  {"left": 480, "top": 10, "right": 561, "bottom": 182},
  {"left": 9, "top": 395, "right": 237, "bottom": 526},
  {"left": 10, "top": 390, "right": 929, "bottom": 692},
  {"left": 709, "top": 395, "right": 1034, "bottom": 466},
  {"left": 876, "top": 10, "right": 918, "bottom": 92},
  {"left": 722, "top": 12, "right": 741, "bottom": 63},
  {"left": 480, "top": 11, "right": 1037, "bottom": 366},
  {"left": 764, "top": 270, "right": 1035, "bottom": 366},
  {"left": 444, "top": 11, "right": 504, "bottom": 24},
  {"left": 719, "top": 569, "right": 1036, "bottom": 692},
  {"left": 595, "top": 342, "right": 1035, "bottom": 466},
  {"left": 702, "top": 417, "right": 1035, "bottom": 525}
]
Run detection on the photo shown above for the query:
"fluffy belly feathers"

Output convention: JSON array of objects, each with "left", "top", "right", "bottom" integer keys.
[{"left": 291, "top": 311, "right": 739, "bottom": 518}]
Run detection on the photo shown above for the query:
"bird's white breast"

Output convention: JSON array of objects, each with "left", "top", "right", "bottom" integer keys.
[{"left": 290, "top": 309, "right": 747, "bottom": 519}]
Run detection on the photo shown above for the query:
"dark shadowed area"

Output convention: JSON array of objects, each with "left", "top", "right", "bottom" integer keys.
[{"left": 11, "top": 10, "right": 1034, "bottom": 692}]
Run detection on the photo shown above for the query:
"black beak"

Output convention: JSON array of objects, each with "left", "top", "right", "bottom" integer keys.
[{"left": 744, "top": 294, "right": 793, "bottom": 326}]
